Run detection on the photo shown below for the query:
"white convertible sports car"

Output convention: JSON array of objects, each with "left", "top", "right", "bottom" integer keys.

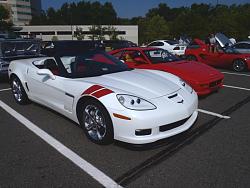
[{"left": 8, "top": 50, "right": 198, "bottom": 145}]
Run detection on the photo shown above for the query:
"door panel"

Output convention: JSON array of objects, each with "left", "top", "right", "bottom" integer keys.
[{"left": 27, "top": 67, "right": 74, "bottom": 114}]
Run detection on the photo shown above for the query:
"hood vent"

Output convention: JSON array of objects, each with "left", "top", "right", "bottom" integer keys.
[{"left": 168, "top": 93, "right": 178, "bottom": 99}]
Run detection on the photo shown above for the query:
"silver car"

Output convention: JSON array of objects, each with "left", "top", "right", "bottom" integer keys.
[{"left": 231, "top": 41, "right": 250, "bottom": 54}]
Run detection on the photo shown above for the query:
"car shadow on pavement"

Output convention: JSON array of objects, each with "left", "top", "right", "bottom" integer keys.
[{"left": 0, "top": 76, "right": 9, "bottom": 83}]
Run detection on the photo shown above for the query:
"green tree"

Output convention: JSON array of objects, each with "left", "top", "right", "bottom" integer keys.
[
  {"left": 88, "top": 25, "right": 106, "bottom": 40},
  {"left": 139, "top": 15, "right": 170, "bottom": 44},
  {"left": 74, "top": 27, "right": 85, "bottom": 40},
  {"left": 106, "top": 26, "right": 119, "bottom": 40},
  {"left": 0, "top": 5, "right": 12, "bottom": 31},
  {"left": 51, "top": 35, "right": 58, "bottom": 41},
  {"left": 0, "top": 5, "right": 9, "bottom": 20}
]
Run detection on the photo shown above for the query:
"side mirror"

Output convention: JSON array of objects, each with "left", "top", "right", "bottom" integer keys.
[{"left": 37, "top": 69, "right": 56, "bottom": 80}]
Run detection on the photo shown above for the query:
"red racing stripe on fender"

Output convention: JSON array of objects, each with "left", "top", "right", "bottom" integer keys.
[
  {"left": 82, "top": 85, "right": 103, "bottom": 95},
  {"left": 92, "top": 89, "right": 113, "bottom": 98}
]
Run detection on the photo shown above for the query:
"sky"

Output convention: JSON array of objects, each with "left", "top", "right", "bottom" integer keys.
[{"left": 42, "top": 0, "right": 250, "bottom": 18}]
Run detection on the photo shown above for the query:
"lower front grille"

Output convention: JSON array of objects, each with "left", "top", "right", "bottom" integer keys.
[
  {"left": 159, "top": 116, "right": 191, "bottom": 132},
  {"left": 209, "top": 79, "right": 222, "bottom": 87}
]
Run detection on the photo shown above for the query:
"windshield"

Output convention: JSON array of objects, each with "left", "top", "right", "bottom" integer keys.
[
  {"left": 0, "top": 40, "right": 41, "bottom": 57},
  {"left": 59, "top": 51, "right": 130, "bottom": 78},
  {"left": 165, "top": 40, "right": 179, "bottom": 45},
  {"left": 144, "top": 49, "right": 180, "bottom": 64}
]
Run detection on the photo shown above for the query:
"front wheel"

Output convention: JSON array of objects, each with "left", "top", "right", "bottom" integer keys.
[
  {"left": 232, "top": 59, "right": 246, "bottom": 72},
  {"left": 78, "top": 99, "right": 114, "bottom": 145},
  {"left": 11, "top": 76, "right": 29, "bottom": 105}
]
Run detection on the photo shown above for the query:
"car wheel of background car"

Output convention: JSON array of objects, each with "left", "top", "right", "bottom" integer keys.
[
  {"left": 11, "top": 76, "right": 30, "bottom": 105},
  {"left": 186, "top": 55, "right": 197, "bottom": 61},
  {"left": 232, "top": 59, "right": 246, "bottom": 72},
  {"left": 78, "top": 98, "right": 114, "bottom": 145}
]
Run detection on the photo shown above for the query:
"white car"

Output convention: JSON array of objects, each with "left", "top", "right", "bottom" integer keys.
[
  {"left": 147, "top": 40, "right": 187, "bottom": 56},
  {"left": 8, "top": 50, "right": 198, "bottom": 145}
]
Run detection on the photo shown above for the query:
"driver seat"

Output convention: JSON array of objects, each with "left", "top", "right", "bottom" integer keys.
[{"left": 44, "top": 59, "right": 59, "bottom": 75}]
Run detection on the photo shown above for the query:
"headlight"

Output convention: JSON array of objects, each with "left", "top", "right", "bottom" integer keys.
[
  {"left": 179, "top": 79, "right": 193, "bottom": 93},
  {"left": 116, "top": 94, "right": 156, "bottom": 110},
  {"left": 245, "top": 57, "right": 250, "bottom": 61}
]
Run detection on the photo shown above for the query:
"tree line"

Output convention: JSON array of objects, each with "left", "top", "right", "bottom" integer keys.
[
  {"left": 1, "top": 1, "right": 250, "bottom": 44},
  {"left": 0, "top": 5, "right": 12, "bottom": 31}
]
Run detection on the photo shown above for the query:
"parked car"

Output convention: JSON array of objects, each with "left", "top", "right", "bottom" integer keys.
[
  {"left": 41, "top": 40, "right": 105, "bottom": 56},
  {"left": 8, "top": 50, "right": 198, "bottom": 145},
  {"left": 102, "top": 40, "right": 137, "bottom": 51},
  {"left": 0, "top": 39, "right": 41, "bottom": 78},
  {"left": 110, "top": 47, "right": 224, "bottom": 96},
  {"left": 185, "top": 33, "right": 250, "bottom": 72},
  {"left": 147, "top": 40, "right": 187, "bottom": 56},
  {"left": 231, "top": 41, "right": 250, "bottom": 54}
]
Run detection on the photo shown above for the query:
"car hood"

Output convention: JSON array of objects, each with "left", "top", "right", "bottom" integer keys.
[
  {"left": 215, "top": 33, "right": 233, "bottom": 47},
  {"left": 149, "top": 60, "right": 223, "bottom": 83},
  {"left": 76, "top": 69, "right": 180, "bottom": 99}
]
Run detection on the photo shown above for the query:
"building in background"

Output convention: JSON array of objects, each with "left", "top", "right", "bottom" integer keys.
[
  {"left": 17, "top": 25, "right": 139, "bottom": 44},
  {"left": 0, "top": 0, "right": 41, "bottom": 26},
  {"left": 30, "top": 0, "right": 41, "bottom": 16}
]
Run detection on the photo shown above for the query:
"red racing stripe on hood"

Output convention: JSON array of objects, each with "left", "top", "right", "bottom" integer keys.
[{"left": 82, "top": 85, "right": 104, "bottom": 95}]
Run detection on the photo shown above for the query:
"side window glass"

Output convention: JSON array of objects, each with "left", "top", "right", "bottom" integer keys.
[
  {"left": 157, "top": 42, "right": 164, "bottom": 46},
  {"left": 44, "top": 59, "right": 59, "bottom": 75},
  {"left": 113, "top": 51, "right": 123, "bottom": 59},
  {"left": 148, "top": 42, "right": 157, "bottom": 46}
]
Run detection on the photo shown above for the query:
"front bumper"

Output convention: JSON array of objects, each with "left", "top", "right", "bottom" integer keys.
[
  {"left": 109, "top": 90, "right": 198, "bottom": 144},
  {"left": 191, "top": 77, "right": 224, "bottom": 96}
]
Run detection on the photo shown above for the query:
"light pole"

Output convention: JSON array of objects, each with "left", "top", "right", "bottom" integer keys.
[{"left": 68, "top": 4, "right": 73, "bottom": 40}]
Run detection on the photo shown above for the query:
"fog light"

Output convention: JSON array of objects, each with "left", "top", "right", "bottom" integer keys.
[{"left": 135, "top": 129, "right": 152, "bottom": 136}]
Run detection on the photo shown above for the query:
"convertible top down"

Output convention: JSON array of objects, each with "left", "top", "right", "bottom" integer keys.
[{"left": 8, "top": 50, "right": 198, "bottom": 144}]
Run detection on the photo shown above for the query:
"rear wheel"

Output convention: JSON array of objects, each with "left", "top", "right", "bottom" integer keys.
[
  {"left": 232, "top": 59, "right": 246, "bottom": 72},
  {"left": 186, "top": 55, "right": 197, "bottom": 61},
  {"left": 78, "top": 98, "right": 114, "bottom": 145},
  {"left": 11, "top": 76, "right": 29, "bottom": 105}
]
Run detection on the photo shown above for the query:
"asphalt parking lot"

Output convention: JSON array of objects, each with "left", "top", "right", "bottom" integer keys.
[{"left": 0, "top": 69, "right": 250, "bottom": 188}]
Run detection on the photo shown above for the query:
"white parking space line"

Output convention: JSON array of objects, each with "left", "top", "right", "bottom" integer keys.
[
  {"left": 197, "top": 109, "right": 230, "bottom": 119},
  {"left": 0, "top": 100, "right": 122, "bottom": 188},
  {"left": 223, "top": 85, "right": 250, "bottom": 91},
  {"left": 222, "top": 72, "right": 250, "bottom": 77},
  {"left": 0, "top": 88, "right": 11, "bottom": 92}
]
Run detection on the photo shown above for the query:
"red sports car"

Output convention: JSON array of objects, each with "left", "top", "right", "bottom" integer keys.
[
  {"left": 110, "top": 47, "right": 224, "bottom": 96},
  {"left": 185, "top": 33, "right": 250, "bottom": 72}
]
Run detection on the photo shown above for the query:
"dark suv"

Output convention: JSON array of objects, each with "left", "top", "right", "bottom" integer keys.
[
  {"left": 0, "top": 39, "right": 41, "bottom": 78},
  {"left": 102, "top": 40, "right": 137, "bottom": 51},
  {"left": 41, "top": 40, "right": 105, "bottom": 56}
]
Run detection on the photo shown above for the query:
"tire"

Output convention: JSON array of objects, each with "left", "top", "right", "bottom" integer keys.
[
  {"left": 232, "top": 59, "right": 246, "bottom": 72},
  {"left": 186, "top": 55, "right": 197, "bottom": 61},
  {"left": 11, "top": 76, "right": 29, "bottom": 105},
  {"left": 78, "top": 98, "right": 114, "bottom": 145}
]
